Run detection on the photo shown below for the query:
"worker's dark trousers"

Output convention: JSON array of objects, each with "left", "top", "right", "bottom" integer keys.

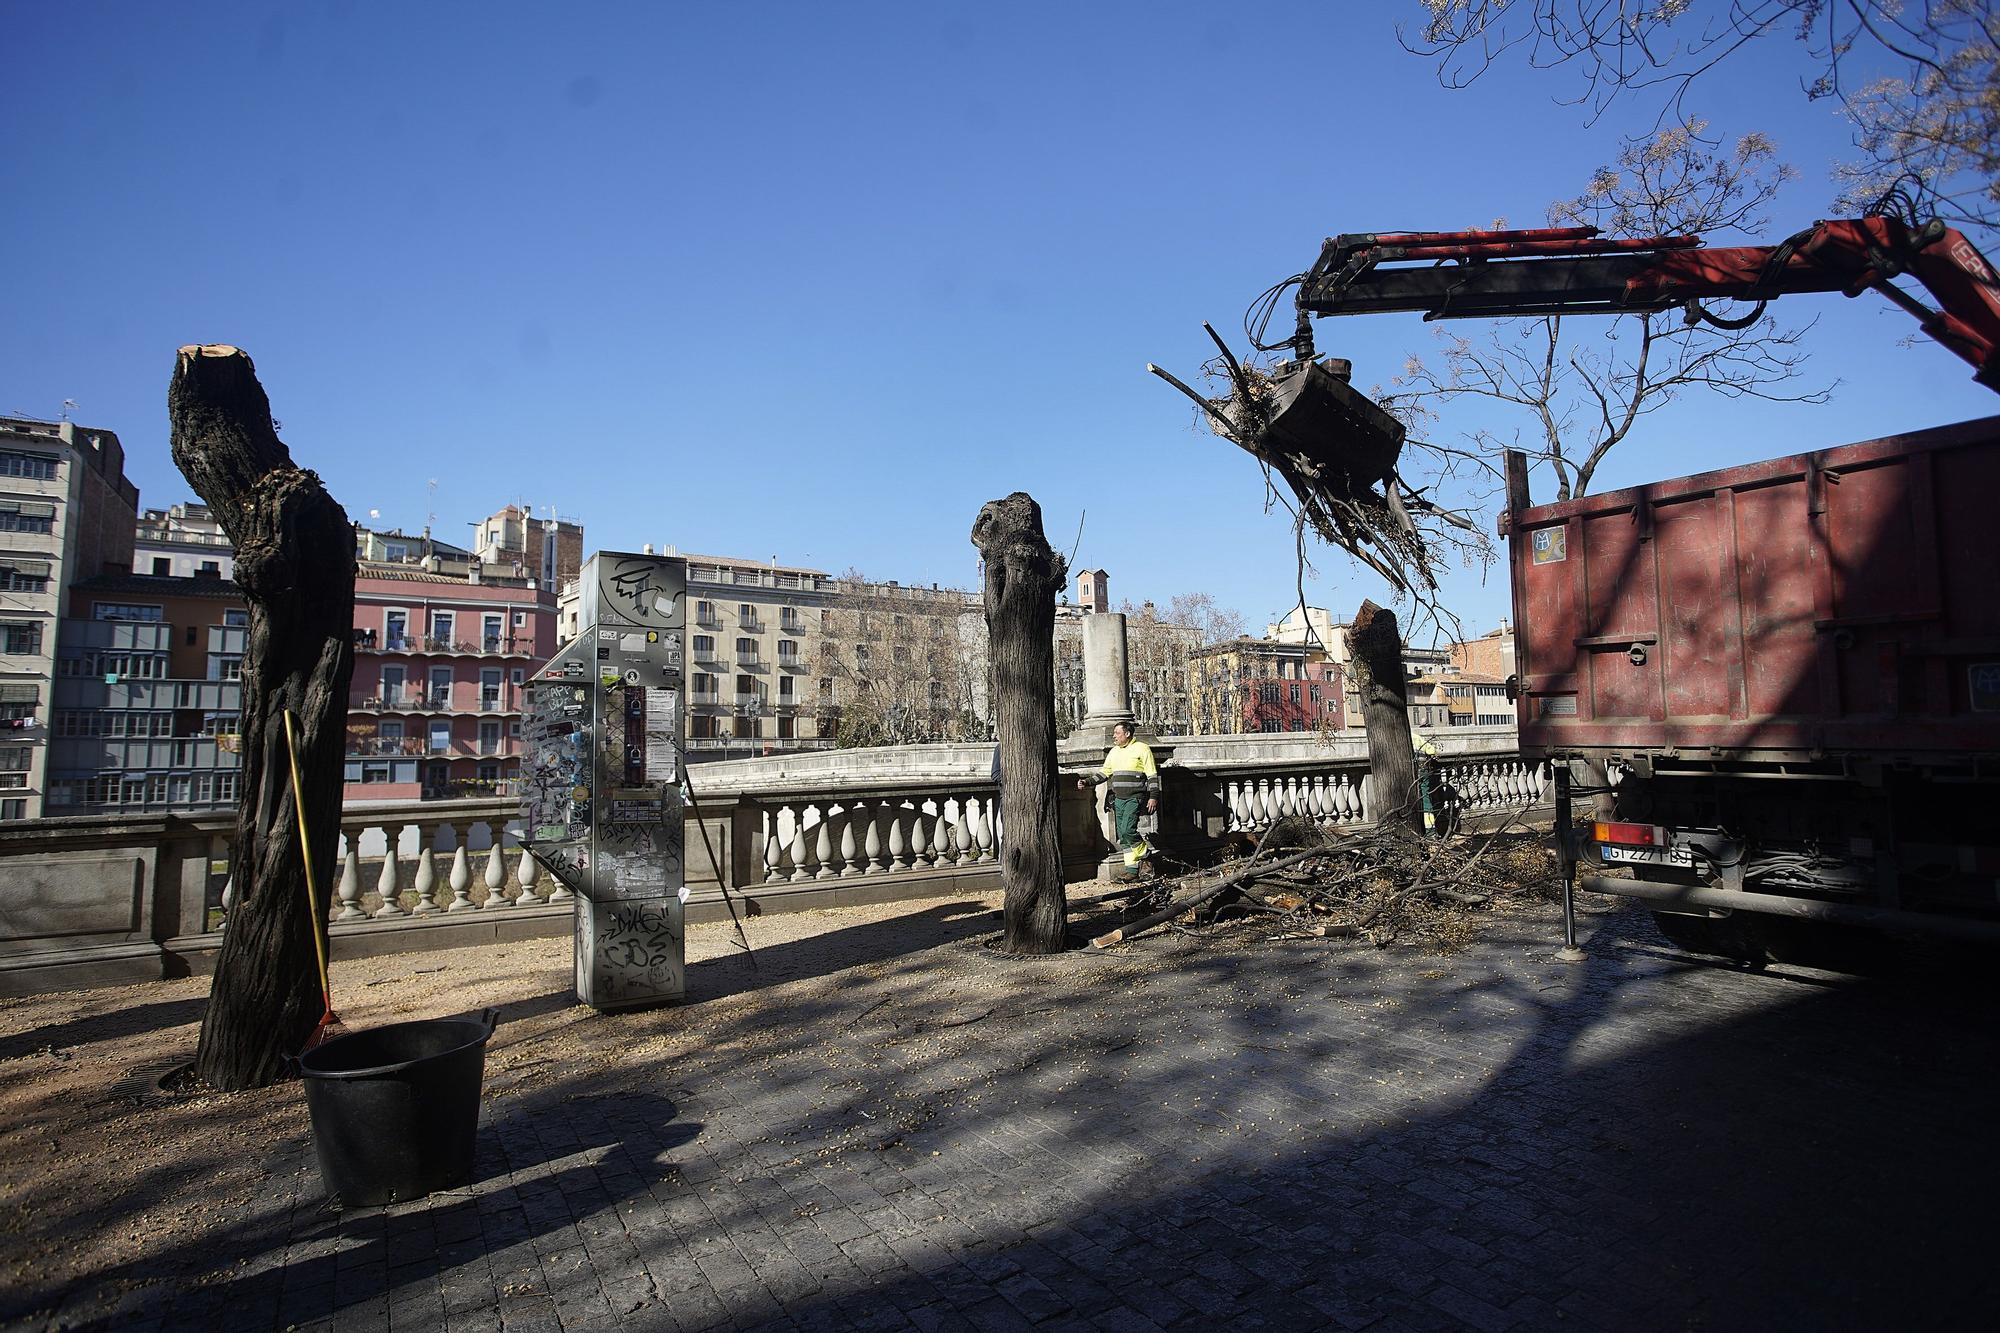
[{"left": 1112, "top": 795, "right": 1148, "bottom": 874}]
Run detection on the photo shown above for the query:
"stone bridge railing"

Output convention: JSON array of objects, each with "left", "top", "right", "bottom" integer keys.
[{"left": 1, "top": 727, "right": 1540, "bottom": 994}]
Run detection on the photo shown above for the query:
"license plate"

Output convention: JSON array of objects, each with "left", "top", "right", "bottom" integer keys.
[{"left": 1601, "top": 843, "right": 1693, "bottom": 868}]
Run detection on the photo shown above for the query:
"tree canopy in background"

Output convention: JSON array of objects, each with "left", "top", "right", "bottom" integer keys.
[{"left": 1406, "top": 0, "right": 1999, "bottom": 239}]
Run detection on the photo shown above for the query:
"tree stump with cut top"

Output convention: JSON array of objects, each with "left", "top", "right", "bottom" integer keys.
[
  {"left": 971, "top": 492, "right": 1067, "bottom": 954},
  {"left": 174, "top": 345, "right": 356, "bottom": 1091}
]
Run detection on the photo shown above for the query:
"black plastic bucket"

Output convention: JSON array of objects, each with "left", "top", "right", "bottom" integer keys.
[{"left": 296, "top": 1008, "right": 499, "bottom": 1206}]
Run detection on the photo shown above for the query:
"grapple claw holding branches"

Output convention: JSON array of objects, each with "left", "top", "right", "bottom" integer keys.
[{"left": 1148, "top": 324, "right": 1450, "bottom": 597}]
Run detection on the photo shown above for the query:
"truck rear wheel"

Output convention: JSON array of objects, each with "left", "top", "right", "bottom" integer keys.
[{"left": 1649, "top": 910, "right": 1766, "bottom": 966}]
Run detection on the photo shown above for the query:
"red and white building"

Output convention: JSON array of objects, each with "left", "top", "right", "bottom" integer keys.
[{"left": 344, "top": 567, "right": 557, "bottom": 802}]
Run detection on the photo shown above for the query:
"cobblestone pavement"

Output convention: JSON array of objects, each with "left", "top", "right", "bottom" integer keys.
[{"left": 6, "top": 890, "right": 1997, "bottom": 1332}]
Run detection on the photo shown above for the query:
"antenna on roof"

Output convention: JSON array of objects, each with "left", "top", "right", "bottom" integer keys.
[{"left": 60, "top": 399, "right": 76, "bottom": 421}]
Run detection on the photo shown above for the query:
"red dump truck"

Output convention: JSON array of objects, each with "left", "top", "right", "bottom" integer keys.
[{"left": 1503, "top": 416, "right": 2000, "bottom": 960}]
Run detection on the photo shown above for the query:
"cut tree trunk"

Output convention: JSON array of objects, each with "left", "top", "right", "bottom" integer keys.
[
  {"left": 174, "top": 346, "right": 356, "bottom": 1091},
  {"left": 971, "top": 492, "right": 1067, "bottom": 954},
  {"left": 1350, "top": 599, "right": 1423, "bottom": 834}
]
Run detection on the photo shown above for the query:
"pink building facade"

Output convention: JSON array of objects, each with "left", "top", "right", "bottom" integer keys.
[{"left": 343, "top": 571, "right": 556, "bottom": 801}]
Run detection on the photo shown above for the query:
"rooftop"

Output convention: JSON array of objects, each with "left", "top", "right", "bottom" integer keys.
[{"left": 71, "top": 572, "right": 242, "bottom": 600}]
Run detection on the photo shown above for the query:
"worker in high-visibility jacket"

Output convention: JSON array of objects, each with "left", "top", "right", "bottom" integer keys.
[{"left": 1076, "top": 721, "right": 1159, "bottom": 877}]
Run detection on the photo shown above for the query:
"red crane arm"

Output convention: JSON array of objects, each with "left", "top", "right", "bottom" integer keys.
[{"left": 1297, "top": 217, "right": 2000, "bottom": 392}]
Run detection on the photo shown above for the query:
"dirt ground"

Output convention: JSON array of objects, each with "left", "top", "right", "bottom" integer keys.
[
  {"left": 0, "top": 895, "right": 995, "bottom": 1313},
  {"left": 0, "top": 844, "right": 1563, "bottom": 1327}
]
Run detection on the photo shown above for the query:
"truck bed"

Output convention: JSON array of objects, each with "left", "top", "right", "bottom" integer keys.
[{"left": 1506, "top": 416, "right": 2000, "bottom": 764}]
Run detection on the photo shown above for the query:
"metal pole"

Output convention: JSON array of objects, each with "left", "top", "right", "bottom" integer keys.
[{"left": 1554, "top": 762, "right": 1586, "bottom": 963}]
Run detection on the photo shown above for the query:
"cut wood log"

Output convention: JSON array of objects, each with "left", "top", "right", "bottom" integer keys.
[{"left": 175, "top": 346, "right": 356, "bottom": 1091}]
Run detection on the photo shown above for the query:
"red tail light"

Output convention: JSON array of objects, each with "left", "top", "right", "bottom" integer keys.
[{"left": 1592, "top": 821, "right": 1658, "bottom": 846}]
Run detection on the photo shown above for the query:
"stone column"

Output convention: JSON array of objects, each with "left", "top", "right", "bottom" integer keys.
[
  {"left": 1058, "top": 612, "right": 1141, "bottom": 883},
  {"left": 1072, "top": 612, "right": 1136, "bottom": 749}
]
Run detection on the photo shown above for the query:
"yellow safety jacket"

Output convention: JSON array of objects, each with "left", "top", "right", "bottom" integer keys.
[{"left": 1099, "top": 739, "right": 1160, "bottom": 799}]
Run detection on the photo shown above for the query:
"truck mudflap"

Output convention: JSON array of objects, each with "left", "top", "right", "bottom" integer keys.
[{"left": 1579, "top": 875, "right": 2000, "bottom": 945}]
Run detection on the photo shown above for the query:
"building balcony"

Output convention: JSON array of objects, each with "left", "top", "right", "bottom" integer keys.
[
  {"left": 50, "top": 736, "right": 235, "bottom": 772},
  {"left": 695, "top": 613, "right": 721, "bottom": 629},
  {"left": 738, "top": 616, "right": 764, "bottom": 634},
  {"left": 62, "top": 621, "right": 174, "bottom": 653},
  {"left": 736, "top": 653, "right": 764, "bottom": 670},
  {"left": 692, "top": 652, "right": 722, "bottom": 667},
  {"left": 348, "top": 736, "right": 429, "bottom": 757},
  {"left": 354, "top": 632, "right": 533, "bottom": 658},
  {"left": 776, "top": 655, "right": 807, "bottom": 672},
  {"left": 55, "top": 678, "right": 242, "bottom": 713},
  {"left": 690, "top": 691, "right": 721, "bottom": 706},
  {"left": 423, "top": 778, "right": 518, "bottom": 801},
  {"left": 734, "top": 693, "right": 764, "bottom": 711}
]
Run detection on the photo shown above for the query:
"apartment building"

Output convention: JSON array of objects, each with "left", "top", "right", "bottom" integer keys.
[
  {"left": 1188, "top": 638, "right": 1344, "bottom": 735},
  {"left": 474, "top": 505, "right": 584, "bottom": 590},
  {"left": 345, "top": 560, "right": 557, "bottom": 801},
  {"left": 134, "top": 502, "right": 234, "bottom": 580},
  {"left": 1449, "top": 620, "right": 1516, "bottom": 679},
  {"left": 0, "top": 416, "right": 138, "bottom": 819},
  {"left": 45, "top": 573, "right": 247, "bottom": 814}
]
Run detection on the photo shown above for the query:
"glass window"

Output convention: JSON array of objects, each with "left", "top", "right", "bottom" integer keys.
[
  {"left": 0, "top": 798, "right": 24, "bottom": 821},
  {"left": 1, "top": 622, "right": 40, "bottom": 654},
  {"left": 0, "top": 451, "right": 58, "bottom": 479},
  {"left": 92, "top": 603, "right": 164, "bottom": 622},
  {"left": 0, "top": 746, "right": 31, "bottom": 771}
]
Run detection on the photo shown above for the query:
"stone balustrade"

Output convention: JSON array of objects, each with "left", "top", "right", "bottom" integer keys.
[{"left": 1, "top": 728, "right": 1543, "bottom": 994}]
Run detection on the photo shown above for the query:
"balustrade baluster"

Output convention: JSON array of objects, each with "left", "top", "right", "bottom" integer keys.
[
  {"left": 764, "top": 806, "right": 787, "bottom": 883},
  {"left": 374, "top": 847, "right": 405, "bottom": 918},
  {"left": 863, "top": 802, "right": 885, "bottom": 874},
  {"left": 974, "top": 798, "right": 995, "bottom": 863},
  {"left": 888, "top": 805, "right": 910, "bottom": 872},
  {"left": 789, "top": 811, "right": 812, "bottom": 882},
  {"left": 838, "top": 808, "right": 860, "bottom": 877},
  {"left": 483, "top": 842, "right": 510, "bottom": 906},
  {"left": 516, "top": 848, "right": 543, "bottom": 905},
  {"left": 541, "top": 843, "right": 572, "bottom": 903},
  {"left": 337, "top": 843, "right": 365, "bottom": 920},
  {"left": 910, "top": 806, "right": 933, "bottom": 868},
  {"left": 952, "top": 801, "right": 973, "bottom": 865},
  {"left": 217, "top": 875, "right": 235, "bottom": 931},
  {"left": 412, "top": 847, "right": 440, "bottom": 915},
  {"left": 814, "top": 807, "right": 837, "bottom": 880},
  {"left": 447, "top": 846, "right": 475, "bottom": 911}
]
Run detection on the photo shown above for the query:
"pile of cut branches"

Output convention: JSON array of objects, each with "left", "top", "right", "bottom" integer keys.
[{"left": 1088, "top": 813, "right": 1558, "bottom": 952}]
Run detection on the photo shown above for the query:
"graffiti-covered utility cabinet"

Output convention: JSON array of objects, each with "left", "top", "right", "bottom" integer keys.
[{"left": 521, "top": 551, "right": 687, "bottom": 1010}]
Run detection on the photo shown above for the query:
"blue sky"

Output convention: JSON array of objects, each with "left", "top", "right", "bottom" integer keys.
[{"left": 5, "top": 2, "right": 1994, "bottom": 642}]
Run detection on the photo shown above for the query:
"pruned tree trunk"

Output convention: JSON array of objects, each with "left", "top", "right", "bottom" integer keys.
[
  {"left": 175, "top": 346, "right": 356, "bottom": 1091},
  {"left": 1350, "top": 599, "right": 1422, "bottom": 834},
  {"left": 971, "top": 493, "right": 1067, "bottom": 954}
]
